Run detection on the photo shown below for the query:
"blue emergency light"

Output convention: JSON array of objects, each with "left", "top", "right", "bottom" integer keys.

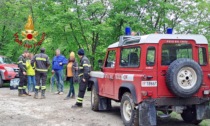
[
  {"left": 125, "top": 27, "right": 131, "bottom": 35},
  {"left": 167, "top": 28, "right": 173, "bottom": 34}
]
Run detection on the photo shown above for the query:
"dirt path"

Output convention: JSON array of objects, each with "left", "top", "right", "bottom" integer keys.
[{"left": 0, "top": 88, "right": 207, "bottom": 126}]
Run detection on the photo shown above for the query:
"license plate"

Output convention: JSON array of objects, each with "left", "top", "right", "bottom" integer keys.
[
  {"left": 141, "top": 81, "right": 157, "bottom": 87},
  {"left": 10, "top": 78, "right": 20, "bottom": 86}
]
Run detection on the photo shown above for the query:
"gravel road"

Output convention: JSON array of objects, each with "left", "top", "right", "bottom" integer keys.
[{"left": 0, "top": 88, "right": 208, "bottom": 126}]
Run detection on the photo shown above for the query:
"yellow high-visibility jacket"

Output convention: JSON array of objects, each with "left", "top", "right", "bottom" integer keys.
[{"left": 26, "top": 60, "right": 35, "bottom": 76}]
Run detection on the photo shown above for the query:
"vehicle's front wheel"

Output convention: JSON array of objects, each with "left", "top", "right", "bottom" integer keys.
[
  {"left": 91, "top": 84, "right": 99, "bottom": 111},
  {"left": 181, "top": 106, "right": 202, "bottom": 125},
  {"left": 121, "top": 93, "right": 139, "bottom": 126},
  {"left": 0, "top": 75, "right": 3, "bottom": 88}
]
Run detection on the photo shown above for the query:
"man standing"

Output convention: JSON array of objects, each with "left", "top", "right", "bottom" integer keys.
[
  {"left": 52, "top": 49, "right": 68, "bottom": 95},
  {"left": 31, "top": 48, "right": 50, "bottom": 99},
  {"left": 18, "top": 50, "right": 30, "bottom": 96},
  {"left": 72, "top": 49, "right": 91, "bottom": 108}
]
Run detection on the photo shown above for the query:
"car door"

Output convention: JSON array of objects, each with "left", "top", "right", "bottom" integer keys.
[{"left": 103, "top": 50, "right": 116, "bottom": 96}]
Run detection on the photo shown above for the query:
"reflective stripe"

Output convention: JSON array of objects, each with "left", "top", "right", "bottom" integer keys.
[
  {"left": 77, "top": 100, "right": 83, "bottom": 103},
  {"left": 79, "top": 73, "right": 83, "bottom": 76},
  {"left": 41, "top": 86, "right": 46, "bottom": 90},
  {"left": 18, "top": 61, "right": 26, "bottom": 65},
  {"left": 36, "top": 57, "right": 46, "bottom": 61},
  {"left": 23, "top": 86, "right": 27, "bottom": 89},
  {"left": 18, "top": 87, "right": 23, "bottom": 89},
  {"left": 83, "top": 64, "right": 91, "bottom": 67},
  {"left": 77, "top": 97, "right": 83, "bottom": 103},
  {"left": 36, "top": 68, "right": 48, "bottom": 72},
  {"left": 77, "top": 97, "right": 83, "bottom": 101},
  {"left": 18, "top": 61, "right": 23, "bottom": 63},
  {"left": 35, "top": 86, "right": 40, "bottom": 89},
  {"left": 79, "top": 67, "right": 83, "bottom": 69}
]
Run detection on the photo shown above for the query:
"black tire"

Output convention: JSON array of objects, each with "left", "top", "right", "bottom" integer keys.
[
  {"left": 0, "top": 75, "right": 3, "bottom": 88},
  {"left": 181, "top": 107, "right": 202, "bottom": 125},
  {"left": 120, "top": 93, "right": 139, "bottom": 126},
  {"left": 166, "top": 58, "right": 203, "bottom": 98},
  {"left": 91, "top": 84, "right": 99, "bottom": 111}
]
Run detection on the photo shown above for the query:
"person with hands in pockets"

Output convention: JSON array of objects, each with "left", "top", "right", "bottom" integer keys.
[{"left": 52, "top": 49, "right": 68, "bottom": 95}]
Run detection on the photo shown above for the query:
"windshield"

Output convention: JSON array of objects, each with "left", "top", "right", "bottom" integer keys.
[{"left": 0, "top": 57, "right": 13, "bottom": 64}]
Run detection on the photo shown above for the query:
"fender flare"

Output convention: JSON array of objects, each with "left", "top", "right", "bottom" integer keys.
[
  {"left": 119, "top": 83, "right": 137, "bottom": 104},
  {"left": 88, "top": 77, "right": 99, "bottom": 92}
]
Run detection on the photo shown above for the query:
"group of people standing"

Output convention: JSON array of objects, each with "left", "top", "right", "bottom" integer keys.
[{"left": 17, "top": 48, "right": 91, "bottom": 108}]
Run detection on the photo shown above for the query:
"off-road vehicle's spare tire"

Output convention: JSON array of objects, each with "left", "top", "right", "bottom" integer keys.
[{"left": 166, "top": 58, "right": 203, "bottom": 98}]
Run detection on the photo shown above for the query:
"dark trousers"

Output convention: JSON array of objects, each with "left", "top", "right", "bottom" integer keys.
[
  {"left": 18, "top": 71, "right": 27, "bottom": 90},
  {"left": 67, "top": 77, "right": 75, "bottom": 97},
  {"left": 35, "top": 71, "right": 47, "bottom": 90},
  {"left": 76, "top": 77, "right": 87, "bottom": 105}
]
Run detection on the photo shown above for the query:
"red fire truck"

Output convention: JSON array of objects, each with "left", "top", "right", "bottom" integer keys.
[{"left": 88, "top": 33, "right": 210, "bottom": 126}]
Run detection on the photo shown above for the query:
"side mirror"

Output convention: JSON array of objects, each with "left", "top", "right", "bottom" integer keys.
[{"left": 98, "top": 59, "right": 103, "bottom": 71}]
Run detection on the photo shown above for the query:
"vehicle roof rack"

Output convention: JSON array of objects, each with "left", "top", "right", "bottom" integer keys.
[{"left": 118, "top": 36, "right": 141, "bottom": 46}]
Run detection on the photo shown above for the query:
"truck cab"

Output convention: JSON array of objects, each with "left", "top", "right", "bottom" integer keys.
[{"left": 88, "top": 34, "right": 210, "bottom": 126}]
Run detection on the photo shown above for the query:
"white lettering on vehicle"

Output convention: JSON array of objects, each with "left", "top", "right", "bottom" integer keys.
[
  {"left": 121, "top": 74, "right": 134, "bottom": 81},
  {"left": 115, "top": 74, "right": 134, "bottom": 81},
  {"left": 141, "top": 81, "right": 157, "bottom": 87}
]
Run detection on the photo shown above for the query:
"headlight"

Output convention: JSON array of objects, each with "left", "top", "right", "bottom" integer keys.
[{"left": 4, "top": 67, "right": 14, "bottom": 72}]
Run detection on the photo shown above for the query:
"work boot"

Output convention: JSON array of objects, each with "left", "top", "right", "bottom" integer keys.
[
  {"left": 41, "top": 90, "right": 46, "bottom": 99},
  {"left": 18, "top": 89, "right": 21, "bottom": 96},
  {"left": 19, "top": 89, "right": 27, "bottom": 97},
  {"left": 23, "top": 89, "right": 31, "bottom": 96},
  {"left": 71, "top": 103, "right": 82, "bottom": 108},
  {"left": 34, "top": 89, "right": 39, "bottom": 99}
]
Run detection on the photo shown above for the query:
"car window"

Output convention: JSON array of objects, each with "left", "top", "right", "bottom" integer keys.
[
  {"left": 146, "top": 47, "right": 155, "bottom": 66},
  {"left": 105, "top": 50, "right": 116, "bottom": 68},
  {"left": 120, "top": 47, "right": 140, "bottom": 67},
  {"left": 162, "top": 43, "right": 192, "bottom": 65},
  {"left": 0, "top": 57, "right": 3, "bottom": 64},
  {"left": 199, "top": 47, "right": 207, "bottom": 65}
]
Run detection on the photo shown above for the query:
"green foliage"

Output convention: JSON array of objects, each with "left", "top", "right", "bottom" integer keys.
[{"left": 0, "top": 0, "right": 210, "bottom": 70}]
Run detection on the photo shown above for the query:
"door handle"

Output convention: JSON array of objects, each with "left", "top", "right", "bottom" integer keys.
[{"left": 109, "top": 76, "right": 114, "bottom": 80}]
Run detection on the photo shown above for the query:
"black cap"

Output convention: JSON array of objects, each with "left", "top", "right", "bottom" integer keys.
[
  {"left": 78, "top": 49, "right": 84, "bottom": 55},
  {"left": 41, "top": 48, "right": 45, "bottom": 53}
]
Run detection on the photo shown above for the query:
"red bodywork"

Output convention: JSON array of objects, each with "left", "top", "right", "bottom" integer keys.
[
  {"left": 95, "top": 39, "right": 210, "bottom": 104},
  {"left": 0, "top": 56, "right": 19, "bottom": 81}
]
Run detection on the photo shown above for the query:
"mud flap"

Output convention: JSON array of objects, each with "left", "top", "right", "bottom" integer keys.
[
  {"left": 98, "top": 96, "right": 112, "bottom": 111},
  {"left": 196, "top": 102, "right": 210, "bottom": 120},
  {"left": 139, "top": 101, "right": 157, "bottom": 126}
]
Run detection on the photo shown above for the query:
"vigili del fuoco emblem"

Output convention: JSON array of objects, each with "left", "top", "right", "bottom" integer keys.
[{"left": 14, "top": 15, "right": 45, "bottom": 49}]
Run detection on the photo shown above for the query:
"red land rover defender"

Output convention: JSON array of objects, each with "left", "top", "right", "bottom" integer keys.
[
  {"left": 0, "top": 56, "right": 19, "bottom": 87},
  {"left": 88, "top": 34, "right": 210, "bottom": 126}
]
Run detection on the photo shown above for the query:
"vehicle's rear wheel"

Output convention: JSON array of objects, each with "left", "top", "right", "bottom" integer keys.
[
  {"left": 0, "top": 75, "right": 3, "bottom": 88},
  {"left": 166, "top": 58, "right": 203, "bottom": 98},
  {"left": 121, "top": 93, "right": 139, "bottom": 126},
  {"left": 181, "top": 106, "right": 202, "bottom": 125},
  {"left": 91, "top": 84, "right": 99, "bottom": 111}
]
